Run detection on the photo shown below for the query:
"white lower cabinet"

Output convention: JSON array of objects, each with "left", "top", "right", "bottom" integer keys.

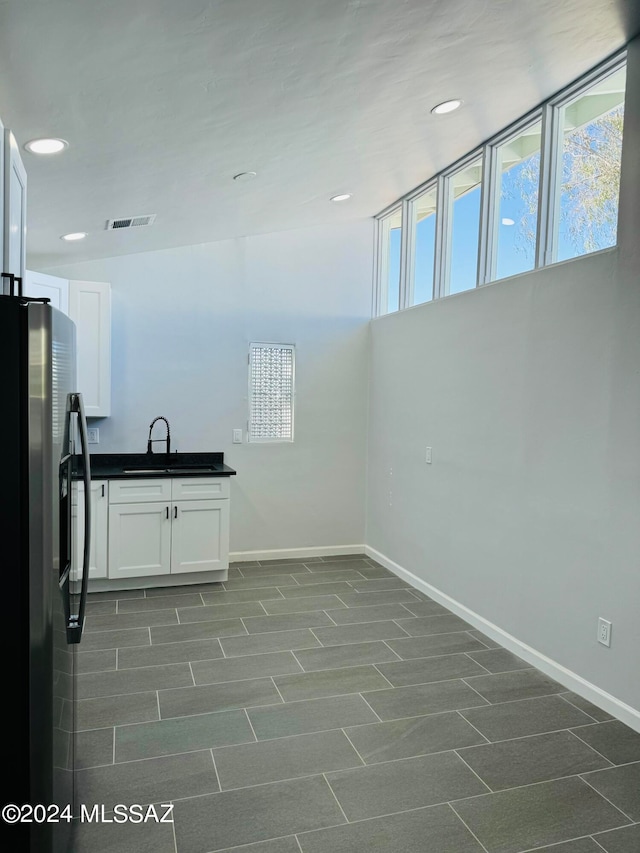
[
  {"left": 73, "top": 480, "right": 109, "bottom": 580},
  {"left": 171, "top": 499, "right": 230, "bottom": 574},
  {"left": 107, "top": 478, "right": 230, "bottom": 581},
  {"left": 108, "top": 501, "right": 172, "bottom": 580}
]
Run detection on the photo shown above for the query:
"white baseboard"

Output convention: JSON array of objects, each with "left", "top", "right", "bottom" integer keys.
[
  {"left": 230, "top": 544, "right": 367, "bottom": 563},
  {"left": 366, "top": 545, "right": 640, "bottom": 734}
]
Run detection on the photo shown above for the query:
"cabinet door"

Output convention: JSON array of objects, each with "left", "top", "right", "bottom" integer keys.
[
  {"left": 73, "top": 480, "right": 108, "bottom": 580},
  {"left": 68, "top": 280, "right": 111, "bottom": 417},
  {"left": 108, "top": 502, "right": 171, "bottom": 579},
  {"left": 3, "top": 129, "right": 27, "bottom": 287},
  {"left": 171, "top": 500, "right": 230, "bottom": 574},
  {"left": 25, "top": 270, "right": 70, "bottom": 314}
]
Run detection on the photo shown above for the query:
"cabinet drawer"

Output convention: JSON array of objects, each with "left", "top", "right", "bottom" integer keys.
[
  {"left": 172, "top": 477, "right": 230, "bottom": 501},
  {"left": 109, "top": 478, "right": 172, "bottom": 504}
]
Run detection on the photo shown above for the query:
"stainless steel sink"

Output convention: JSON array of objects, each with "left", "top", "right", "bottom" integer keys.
[
  {"left": 122, "top": 466, "right": 218, "bottom": 474},
  {"left": 166, "top": 467, "right": 218, "bottom": 474}
]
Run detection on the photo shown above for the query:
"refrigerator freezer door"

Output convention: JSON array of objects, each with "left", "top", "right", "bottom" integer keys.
[{"left": 50, "top": 306, "right": 77, "bottom": 852}]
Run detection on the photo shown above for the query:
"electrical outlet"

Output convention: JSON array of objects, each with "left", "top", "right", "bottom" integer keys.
[
  {"left": 232, "top": 428, "right": 243, "bottom": 444},
  {"left": 87, "top": 427, "right": 99, "bottom": 444},
  {"left": 425, "top": 446, "right": 432, "bottom": 464},
  {"left": 597, "top": 617, "right": 612, "bottom": 647}
]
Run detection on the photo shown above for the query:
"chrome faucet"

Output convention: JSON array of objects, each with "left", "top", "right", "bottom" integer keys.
[{"left": 147, "top": 416, "right": 171, "bottom": 455}]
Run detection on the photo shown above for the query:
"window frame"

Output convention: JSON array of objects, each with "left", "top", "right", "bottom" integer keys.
[
  {"left": 374, "top": 202, "right": 403, "bottom": 315},
  {"left": 482, "top": 109, "right": 544, "bottom": 284},
  {"left": 545, "top": 52, "right": 627, "bottom": 265},
  {"left": 441, "top": 148, "right": 485, "bottom": 296},
  {"left": 247, "top": 342, "right": 296, "bottom": 444},
  {"left": 373, "top": 47, "right": 627, "bottom": 316},
  {"left": 405, "top": 178, "right": 439, "bottom": 306}
]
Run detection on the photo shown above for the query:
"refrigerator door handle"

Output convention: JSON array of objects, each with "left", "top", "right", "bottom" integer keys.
[{"left": 67, "top": 393, "right": 91, "bottom": 644}]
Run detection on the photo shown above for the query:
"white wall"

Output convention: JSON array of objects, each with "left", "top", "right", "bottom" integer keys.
[
  {"left": 366, "top": 38, "right": 640, "bottom": 716},
  {"left": 47, "top": 220, "right": 373, "bottom": 555}
]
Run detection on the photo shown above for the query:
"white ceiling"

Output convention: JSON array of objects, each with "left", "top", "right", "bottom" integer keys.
[{"left": 0, "top": 0, "right": 638, "bottom": 268}]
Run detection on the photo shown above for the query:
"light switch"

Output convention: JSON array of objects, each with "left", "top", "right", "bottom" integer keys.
[
  {"left": 425, "top": 447, "right": 432, "bottom": 464},
  {"left": 232, "top": 428, "right": 243, "bottom": 444}
]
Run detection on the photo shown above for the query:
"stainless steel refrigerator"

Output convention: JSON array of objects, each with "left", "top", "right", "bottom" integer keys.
[{"left": 0, "top": 295, "right": 91, "bottom": 853}]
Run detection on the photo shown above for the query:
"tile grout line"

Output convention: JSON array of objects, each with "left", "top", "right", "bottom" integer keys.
[
  {"left": 340, "top": 728, "right": 367, "bottom": 767},
  {"left": 111, "top": 726, "right": 116, "bottom": 764},
  {"left": 452, "top": 749, "right": 494, "bottom": 793},
  {"left": 209, "top": 748, "right": 222, "bottom": 792},
  {"left": 578, "top": 773, "right": 638, "bottom": 823},
  {"left": 308, "top": 627, "right": 324, "bottom": 647},
  {"left": 565, "top": 728, "right": 615, "bottom": 766},
  {"left": 322, "top": 772, "right": 350, "bottom": 824},
  {"left": 465, "top": 631, "right": 494, "bottom": 650},
  {"left": 459, "top": 678, "right": 493, "bottom": 706},
  {"left": 518, "top": 831, "right": 631, "bottom": 853},
  {"left": 188, "top": 661, "right": 196, "bottom": 687},
  {"left": 370, "top": 663, "right": 395, "bottom": 689},
  {"left": 358, "top": 692, "right": 383, "bottom": 723},
  {"left": 324, "top": 610, "right": 339, "bottom": 626},
  {"left": 453, "top": 710, "right": 490, "bottom": 744},
  {"left": 155, "top": 690, "right": 161, "bottom": 722},
  {"left": 289, "top": 650, "right": 305, "bottom": 673},
  {"left": 557, "top": 692, "right": 601, "bottom": 722},
  {"left": 65, "top": 672, "right": 579, "bottom": 710},
  {"left": 379, "top": 639, "right": 403, "bottom": 661},
  {"left": 243, "top": 708, "right": 259, "bottom": 743},
  {"left": 462, "top": 652, "right": 493, "bottom": 675},
  {"left": 270, "top": 676, "right": 287, "bottom": 705},
  {"left": 447, "top": 802, "right": 492, "bottom": 853},
  {"left": 169, "top": 801, "right": 178, "bottom": 853},
  {"left": 294, "top": 834, "right": 304, "bottom": 853}
]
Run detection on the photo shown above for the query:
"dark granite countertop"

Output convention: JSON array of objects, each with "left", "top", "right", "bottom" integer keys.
[{"left": 82, "top": 452, "right": 236, "bottom": 479}]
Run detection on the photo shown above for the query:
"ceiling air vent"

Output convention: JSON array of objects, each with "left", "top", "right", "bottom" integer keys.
[{"left": 106, "top": 214, "right": 156, "bottom": 230}]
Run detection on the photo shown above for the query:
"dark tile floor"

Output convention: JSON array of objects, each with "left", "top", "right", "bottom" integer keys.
[{"left": 73, "top": 555, "right": 640, "bottom": 853}]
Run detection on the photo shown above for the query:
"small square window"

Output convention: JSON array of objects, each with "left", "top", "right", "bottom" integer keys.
[{"left": 248, "top": 343, "right": 295, "bottom": 443}]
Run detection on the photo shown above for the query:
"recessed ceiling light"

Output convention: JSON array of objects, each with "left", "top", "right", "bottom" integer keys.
[
  {"left": 233, "top": 171, "right": 257, "bottom": 182},
  {"left": 61, "top": 232, "right": 87, "bottom": 241},
  {"left": 501, "top": 217, "right": 515, "bottom": 226},
  {"left": 25, "top": 138, "right": 68, "bottom": 155},
  {"left": 430, "top": 99, "right": 463, "bottom": 115},
  {"left": 330, "top": 193, "right": 352, "bottom": 202}
]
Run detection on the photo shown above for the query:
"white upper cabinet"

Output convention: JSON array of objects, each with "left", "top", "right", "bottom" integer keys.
[
  {"left": 68, "top": 279, "right": 112, "bottom": 417},
  {"left": 25, "top": 270, "right": 70, "bottom": 313},
  {"left": 3, "top": 129, "right": 27, "bottom": 287}
]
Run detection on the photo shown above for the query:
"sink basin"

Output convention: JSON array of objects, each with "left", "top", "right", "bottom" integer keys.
[
  {"left": 122, "top": 466, "right": 219, "bottom": 474},
  {"left": 166, "top": 466, "right": 218, "bottom": 474}
]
